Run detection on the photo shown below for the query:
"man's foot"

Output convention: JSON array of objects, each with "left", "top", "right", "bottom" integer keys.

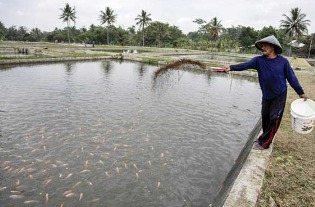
[{"left": 252, "top": 142, "right": 266, "bottom": 150}]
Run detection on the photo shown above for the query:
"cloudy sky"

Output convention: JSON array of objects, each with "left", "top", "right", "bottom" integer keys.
[{"left": 0, "top": 0, "right": 314, "bottom": 34}]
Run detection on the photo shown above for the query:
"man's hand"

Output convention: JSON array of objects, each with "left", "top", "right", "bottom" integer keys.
[
  {"left": 299, "top": 94, "right": 308, "bottom": 101},
  {"left": 223, "top": 65, "right": 231, "bottom": 73}
]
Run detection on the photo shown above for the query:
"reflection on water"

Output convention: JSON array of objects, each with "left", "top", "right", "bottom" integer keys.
[
  {"left": 101, "top": 61, "right": 113, "bottom": 75},
  {"left": 0, "top": 61, "right": 261, "bottom": 206}
]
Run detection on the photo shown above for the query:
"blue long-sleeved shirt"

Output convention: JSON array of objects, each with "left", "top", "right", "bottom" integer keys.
[{"left": 230, "top": 55, "right": 304, "bottom": 100}]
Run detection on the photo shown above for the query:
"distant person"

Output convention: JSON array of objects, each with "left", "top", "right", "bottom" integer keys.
[
  {"left": 224, "top": 35, "right": 307, "bottom": 150},
  {"left": 92, "top": 41, "right": 95, "bottom": 47}
]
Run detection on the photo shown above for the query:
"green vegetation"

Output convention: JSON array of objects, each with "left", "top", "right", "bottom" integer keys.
[
  {"left": 142, "top": 57, "right": 162, "bottom": 65},
  {"left": 0, "top": 6, "right": 313, "bottom": 57}
]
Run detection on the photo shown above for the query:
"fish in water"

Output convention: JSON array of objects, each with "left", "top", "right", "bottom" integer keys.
[
  {"left": 79, "top": 193, "right": 83, "bottom": 201},
  {"left": 17, "top": 167, "right": 25, "bottom": 174},
  {"left": 133, "top": 164, "right": 138, "bottom": 170},
  {"left": 0, "top": 187, "right": 7, "bottom": 191},
  {"left": 44, "top": 178, "right": 52, "bottom": 186},
  {"left": 65, "top": 193, "right": 76, "bottom": 198},
  {"left": 157, "top": 182, "right": 161, "bottom": 188},
  {"left": 9, "top": 195, "right": 24, "bottom": 199},
  {"left": 3, "top": 166, "right": 11, "bottom": 171},
  {"left": 24, "top": 200, "right": 39, "bottom": 204},
  {"left": 63, "top": 190, "right": 73, "bottom": 196},
  {"left": 45, "top": 193, "right": 49, "bottom": 204},
  {"left": 64, "top": 173, "right": 73, "bottom": 180},
  {"left": 80, "top": 169, "right": 91, "bottom": 174},
  {"left": 72, "top": 181, "right": 82, "bottom": 189},
  {"left": 105, "top": 171, "right": 110, "bottom": 177},
  {"left": 89, "top": 198, "right": 100, "bottom": 203}
]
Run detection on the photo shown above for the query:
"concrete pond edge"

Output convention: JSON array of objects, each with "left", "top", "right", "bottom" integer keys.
[{"left": 223, "top": 136, "right": 273, "bottom": 207}]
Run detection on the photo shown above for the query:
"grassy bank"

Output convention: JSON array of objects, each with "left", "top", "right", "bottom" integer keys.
[
  {"left": 257, "top": 70, "right": 315, "bottom": 207},
  {"left": 0, "top": 41, "right": 249, "bottom": 67}
]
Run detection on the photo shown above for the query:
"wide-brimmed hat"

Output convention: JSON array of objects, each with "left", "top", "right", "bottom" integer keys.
[{"left": 255, "top": 35, "right": 282, "bottom": 54}]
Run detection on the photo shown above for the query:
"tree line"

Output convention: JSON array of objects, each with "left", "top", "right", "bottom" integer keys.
[{"left": 0, "top": 4, "right": 314, "bottom": 56}]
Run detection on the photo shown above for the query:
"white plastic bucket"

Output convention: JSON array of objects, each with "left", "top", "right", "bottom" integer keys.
[{"left": 290, "top": 98, "right": 315, "bottom": 134}]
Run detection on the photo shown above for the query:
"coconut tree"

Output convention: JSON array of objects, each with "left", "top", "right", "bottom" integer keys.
[
  {"left": 280, "top": 7, "right": 310, "bottom": 40},
  {"left": 207, "top": 17, "right": 224, "bottom": 41},
  {"left": 59, "top": 3, "right": 76, "bottom": 44},
  {"left": 135, "top": 10, "right": 152, "bottom": 46},
  {"left": 99, "top": 7, "right": 117, "bottom": 45}
]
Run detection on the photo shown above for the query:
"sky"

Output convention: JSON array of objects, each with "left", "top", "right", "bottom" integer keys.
[{"left": 0, "top": 0, "right": 314, "bottom": 34}]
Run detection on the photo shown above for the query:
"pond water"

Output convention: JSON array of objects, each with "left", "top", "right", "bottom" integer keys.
[{"left": 0, "top": 61, "right": 261, "bottom": 207}]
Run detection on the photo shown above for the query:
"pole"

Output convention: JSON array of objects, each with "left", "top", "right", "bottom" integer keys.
[{"left": 308, "top": 39, "right": 312, "bottom": 59}]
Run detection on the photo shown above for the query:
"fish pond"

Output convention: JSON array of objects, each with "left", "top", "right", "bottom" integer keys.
[{"left": 0, "top": 61, "right": 261, "bottom": 207}]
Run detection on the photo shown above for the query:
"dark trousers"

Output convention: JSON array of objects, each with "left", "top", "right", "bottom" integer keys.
[{"left": 258, "top": 91, "right": 287, "bottom": 148}]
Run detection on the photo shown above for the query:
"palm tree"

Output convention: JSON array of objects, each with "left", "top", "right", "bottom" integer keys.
[
  {"left": 280, "top": 7, "right": 310, "bottom": 40},
  {"left": 207, "top": 17, "right": 224, "bottom": 41},
  {"left": 135, "top": 10, "right": 152, "bottom": 46},
  {"left": 99, "top": 7, "right": 117, "bottom": 45},
  {"left": 59, "top": 3, "right": 76, "bottom": 44}
]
